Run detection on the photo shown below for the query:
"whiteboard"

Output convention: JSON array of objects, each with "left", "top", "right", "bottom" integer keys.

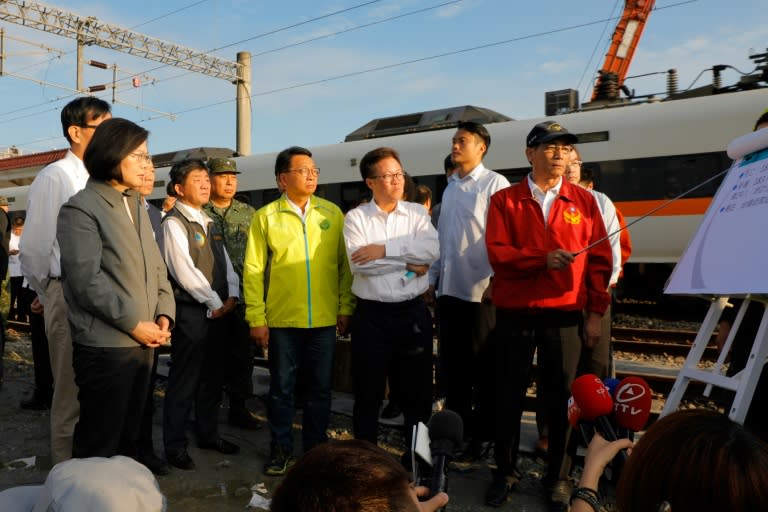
[{"left": 666, "top": 131, "right": 768, "bottom": 295}]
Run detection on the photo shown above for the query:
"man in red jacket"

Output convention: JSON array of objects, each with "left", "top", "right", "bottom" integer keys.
[{"left": 482, "top": 121, "right": 612, "bottom": 510}]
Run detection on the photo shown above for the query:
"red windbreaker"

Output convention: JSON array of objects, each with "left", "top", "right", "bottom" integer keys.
[{"left": 485, "top": 179, "right": 612, "bottom": 315}]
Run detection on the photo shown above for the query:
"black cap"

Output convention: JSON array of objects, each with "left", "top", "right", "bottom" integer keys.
[{"left": 526, "top": 120, "right": 578, "bottom": 147}]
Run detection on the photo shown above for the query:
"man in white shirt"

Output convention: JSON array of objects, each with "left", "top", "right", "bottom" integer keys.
[
  {"left": 20, "top": 97, "right": 112, "bottom": 464},
  {"left": 344, "top": 147, "right": 439, "bottom": 450},
  {"left": 161, "top": 159, "right": 240, "bottom": 471},
  {"left": 426, "top": 121, "right": 509, "bottom": 453},
  {"left": 8, "top": 216, "right": 25, "bottom": 322}
]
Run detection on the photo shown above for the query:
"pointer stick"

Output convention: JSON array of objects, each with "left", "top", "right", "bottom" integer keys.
[{"left": 572, "top": 167, "right": 731, "bottom": 256}]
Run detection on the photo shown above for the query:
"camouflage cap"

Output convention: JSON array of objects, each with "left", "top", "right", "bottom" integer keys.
[
  {"left": 208, "top": 157, "right": 240, "bottom": 174},
  {"left": 0, "top": 196, "right": 8, "bottom": 206}
]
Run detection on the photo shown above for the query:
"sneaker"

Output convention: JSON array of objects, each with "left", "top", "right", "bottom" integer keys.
[
  {"left": 548, "top": 479, "right": 573, "bottom": 512},
  {"left": 263, "top": 447, "right": 296, "bottom": 476}
]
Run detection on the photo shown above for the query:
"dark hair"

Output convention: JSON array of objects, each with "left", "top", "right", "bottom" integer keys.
[
  {"left": 579, "top": 164, "right": 597, "bottom": 187},
  {"left": 754, "top": 110, "right": 768, "bottom": 131},
  {"left": 270, "top": 440, "right": 418, "bottom": 512},
  {"left": 359, "top": 147, "right": 402, "bottom": 180},
  {"left": 167, "top": 159, "right": 208, "bottom": 197},
  {"left": 12, "top": 216, "right": 24, "bottom": 227},
  {"left": 83, "top": 118, "right": 149, "bottom": 182},
  {"left": 414, "top": 184, "right": 432, "bottom": 207},
  {"left": 456, "top": 121, "right": 491, "bottom": 155},
  {"left": 443, "top": 154, "right": 455, "bottom": 173},
  {"left": 616, "top": 409, "right": 768, "bottom": 512},
  {"left": 61, "top": 96, "right": 112, "bottom": 144},
  {"left": 275, "top": 146, "right": 312, "bottom": 176}
]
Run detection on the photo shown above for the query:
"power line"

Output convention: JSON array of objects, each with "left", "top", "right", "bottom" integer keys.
[
  {"left": 209, "top": 0, "right": 384, "bottom": 53},
  {"left": 151, "top": 2, "right": 691, "bottom": 120},
  {"left": 134, "top": 0, "right": 464, "bottom": 88},
  {"left": 129, "top": 0, "right": 210, "bottom": 30},
  {"left": 576, "top": 0, "right": 622, "bottom": 98},
  {"left": 0, "top": 0, "right": 214, "bottom": 121}
]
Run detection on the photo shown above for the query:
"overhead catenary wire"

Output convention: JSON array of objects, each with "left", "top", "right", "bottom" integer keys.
[
  {"left": 0, "top": 0, "right": 386, "bottom": 128},
  {"left": 151, "top": 0, "right": 698, "bottom": 121}
]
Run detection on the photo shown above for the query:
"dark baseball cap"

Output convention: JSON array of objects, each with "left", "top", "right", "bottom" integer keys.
[
  {"left": 208, "top": 157, "right": 239, "bottom": 174},
  {"left": 526, "top": 120, "right": 578, "bottom": 147}
]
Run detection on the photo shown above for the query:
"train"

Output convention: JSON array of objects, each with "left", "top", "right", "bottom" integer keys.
[{"left": 2, "top": 86, "right": 768, "bottom": 294}]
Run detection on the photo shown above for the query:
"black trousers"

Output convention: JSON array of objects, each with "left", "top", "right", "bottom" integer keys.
[
  {"left": 437, "top": 295, "right": 496, "bottom": 440},
  {"left": 137, "top": 347, "right": 162, "bottom": 456},
  {"left": 9, "top": 276, "right": 26, "bottom": 320},
  {"left": 222, "top": 307, "right": 255, "bottom": 408},
  {"left": 72, "top": 344, "right": 152, "bottom": 458},
  {"left": 351, "top": 297, "right": 434, "bottom": 447},
  {"left": 490, "top": 309, "right": 581, "bottom": 482},
  {"left": 163, "top": 302, "right": 228, "bottom": 453}
]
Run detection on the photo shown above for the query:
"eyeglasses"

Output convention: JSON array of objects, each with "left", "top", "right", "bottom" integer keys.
[
  {"left": 128, "top": 152, "right": 153, "bottom": 164},
  {"left": 80, "top": 124, "right": 101, "bottom": 130},
  {"left": 568, "top": 160, "right": 583, "bottom": 167},
  {"left": 288, "top": 167, "right": 320, "bottom": 177},
  {"left": 370, "top": 172, "right": 405, "bottom": 183},
  {"left": 540, "top": 144, "right": 574, "bottom": 155}
]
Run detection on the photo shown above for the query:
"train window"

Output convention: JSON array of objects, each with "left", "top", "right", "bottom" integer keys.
[
  {"left": 496, "top": 167, "right": 530, "bottom": 185},
  {"left": 594, "top": 151, "right": 730, "bottom": 202},
  {"left": 573, "top": 131, "right": 609, "bottom": 144}
]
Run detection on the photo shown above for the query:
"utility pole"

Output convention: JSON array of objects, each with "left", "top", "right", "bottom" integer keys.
[{"left": 0, "top": 0, "right": 252, "bottom": 155}]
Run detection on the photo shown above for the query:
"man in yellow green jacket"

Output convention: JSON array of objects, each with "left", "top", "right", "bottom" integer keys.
[{"left": 243, "top": 146, "right": 354, "bottom": 476}]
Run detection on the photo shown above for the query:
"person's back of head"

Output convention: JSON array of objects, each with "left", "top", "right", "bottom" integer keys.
[
  {"left": 32, "top": 456, "right": 166, "bottom": 512},
  {"left": 616, "top": 408, "right": 768, "bottom": 512},
  {"left": 270, "top": 440, "right": 419, "bottom": 512}
]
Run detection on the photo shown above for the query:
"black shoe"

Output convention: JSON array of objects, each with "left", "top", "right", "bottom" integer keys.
[
  {"left": 198, "top": 438, "right": 240, "bottom": 455},
  {"left": 485, "top": 477, "right": 512, "bottom": 507},
  {"left": 228, "top": 409, "right": 263, "bottom": 430},
  {"left": 137, "top": 452, "right": 171, "bottom": 476},
  {"left": 456, "top": 439, "right": 490, "bottom": 463},
  {"left": 20, "top": 395, "right": 51, "bottom": 410},
  {"left": 381, "top": 401, "right": 402, "bottom": 419},
  {"left": 166, "top": 449, "right": 195, "bottom": 470},
  {"left": 263, "top": 446, "right": 296, "bottom": 476}
]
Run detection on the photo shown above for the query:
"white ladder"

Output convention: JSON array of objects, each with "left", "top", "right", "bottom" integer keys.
[{"left": 660, "top": 295, "right": 768, "bottom": 423}]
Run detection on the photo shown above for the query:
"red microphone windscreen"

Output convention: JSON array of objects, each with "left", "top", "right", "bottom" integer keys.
[
  {"left": 571, "top": 374, "right": 613, "bottom": 420},
  {"left": 613, "top": 376, "right": 653, "bottom": 432},
  {"left": 567, "top": 396, "right": 581, "bottom": 428}
]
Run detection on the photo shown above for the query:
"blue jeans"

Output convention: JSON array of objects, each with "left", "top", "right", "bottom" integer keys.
[{"left": 268, "top": 326, "right": 336, "bottom": 453}]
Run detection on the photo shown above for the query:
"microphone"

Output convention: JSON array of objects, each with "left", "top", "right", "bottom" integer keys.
[
  {"left": 571, "top": 374, "right": 620, "bottom": 444},
  {"left": 613, "top": 376, "right": 653, "bottom": 439},
  {"left": 427, "top": 409, "right": 463, "bottom": 501},
  {"left": 603, "top": 377, "right": 621, "bottom": 398},
  {"left": 568, "top": 395, "right": 594, "bottom": 446}
]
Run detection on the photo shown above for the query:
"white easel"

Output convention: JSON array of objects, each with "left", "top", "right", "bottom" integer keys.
[{"left": 660, "top": 295, "right": 768, "bottom": 423}]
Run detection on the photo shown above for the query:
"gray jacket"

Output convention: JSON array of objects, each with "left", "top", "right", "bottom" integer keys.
[{"left": 57, "top": 179, "right": 175, "bottom": 348}]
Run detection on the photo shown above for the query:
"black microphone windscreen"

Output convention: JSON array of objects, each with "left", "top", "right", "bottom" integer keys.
[{"left": 427, "top": 409, "right": 464, "bottom": 454}]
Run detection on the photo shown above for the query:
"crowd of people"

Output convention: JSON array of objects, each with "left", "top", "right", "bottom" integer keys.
[{"left": 1, "top": 95, "right": 767, "bottom": 512}]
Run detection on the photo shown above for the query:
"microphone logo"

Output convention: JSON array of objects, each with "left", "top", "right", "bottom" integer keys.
[{"left": 614, "top": 382, "right": 648, "bottom": 416}]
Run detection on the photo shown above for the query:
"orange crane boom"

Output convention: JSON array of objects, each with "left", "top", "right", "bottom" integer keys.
[{"left": 592, "top": 0, "right": 655, "bottom": 101}]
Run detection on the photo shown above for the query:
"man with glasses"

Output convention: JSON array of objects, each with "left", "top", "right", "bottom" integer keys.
[
  {"left": 243, "top": 146, "right": 354, "bottom": 476},
  {"left": 482, "top": 121, "right": 612, "bottom": 509},
  {"left": 203, "top": 157, "right": 262, "bottom": 431},
  {"left": 343, "top": 147, "right": 439, "bottom": 453},
  {"left": 426, "top": 121, "right": 509, "bottom": 459},
  {"left": 20, "top": 96, "right": 111, "bottom": 464}
]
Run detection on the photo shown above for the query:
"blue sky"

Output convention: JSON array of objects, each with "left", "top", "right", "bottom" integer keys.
[{"left": 0, "top": 0, "right": 767, "bottom": 157}]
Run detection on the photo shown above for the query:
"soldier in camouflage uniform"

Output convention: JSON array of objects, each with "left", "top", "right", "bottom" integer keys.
[{"left": 204, "top": 157, "right": 261, "bottom": 430}]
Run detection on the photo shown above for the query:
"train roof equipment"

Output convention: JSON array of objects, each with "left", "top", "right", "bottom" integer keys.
[{"left": 343, "top": 105, "right": 512, "bottom": 142}]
